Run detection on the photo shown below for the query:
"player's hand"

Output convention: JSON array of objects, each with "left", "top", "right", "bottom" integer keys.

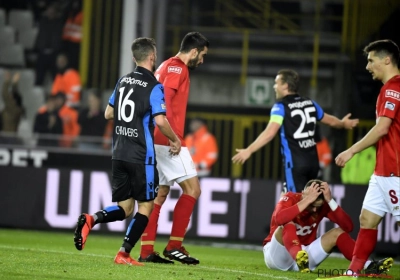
[
  {"left": 335, "top": 149, "right": 354, "bottom": 167},
  {"left": 302, "top": 182, "right": 322, "bottom": 204},
  {"left": 318, "top": 181, "right": 332, "bottom": 202},
  {"left": 169, "top": 139, "right": 181, "bottom": 156},
  {"left": 232, "top": 148, "right": 251, "bottom": 164},
  {"left": 342, "top": 113, "right": 359, "bottom": 129}
]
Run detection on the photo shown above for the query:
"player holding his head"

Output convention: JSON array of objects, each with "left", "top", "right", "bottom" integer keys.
[
  {"left": 334, "top": 39, "right": 400, "bottom": 278},
  {"left": 262, "top": 180, "right": 392, "bottom": 275},
  {"left": 139, "top": 32, "right": 209, "bottom": 265},
  {"left": 73, "top": 37, "right": 181, "bottom": 266}
]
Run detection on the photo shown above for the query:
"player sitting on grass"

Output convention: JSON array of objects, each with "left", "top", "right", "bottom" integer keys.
[{"left": 262, "top": 179, "right": 393, "bottom": 275}]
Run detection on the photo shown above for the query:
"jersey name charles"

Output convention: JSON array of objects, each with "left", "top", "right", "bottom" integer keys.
[{"left": 115, "top": 126, "right": 138, "bottom": 137}]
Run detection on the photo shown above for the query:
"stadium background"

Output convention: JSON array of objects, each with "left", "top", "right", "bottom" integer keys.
[{"left": 0, "top": 0, "right": 399, "bottom": 258}]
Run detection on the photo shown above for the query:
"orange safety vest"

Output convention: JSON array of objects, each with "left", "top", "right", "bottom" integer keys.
[
  {"left": 51, "top": 69, "right": 82, "bottom": 107},
  {"left": 58, "top": 105, "right": 80, "bottom": 147},
  {"left": 185, "top": 125, "right": 218, "bottom": 176},
  {"left": 316, "top": 137, "right": 332, "bottom": 168},
  {"left": 62, "top": 11, "right": 83, "bottom": 43}
]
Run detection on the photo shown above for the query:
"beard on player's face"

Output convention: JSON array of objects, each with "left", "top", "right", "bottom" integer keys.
[{"left": 187, "top": 55, "right": 200, "bottom": 70}]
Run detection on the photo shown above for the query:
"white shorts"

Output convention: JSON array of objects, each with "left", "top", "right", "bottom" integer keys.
[
  {"left": 263, "top": 227, "right": 329, "bottom": 271},
  {"left": 363, "top": 175, "right": 400, "bottom": 222},
  {"left": 155, "top": 145, "right": 197, "bottom": 186}
]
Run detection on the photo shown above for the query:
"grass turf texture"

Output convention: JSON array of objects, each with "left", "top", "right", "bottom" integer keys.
[{"left": 0, "top": 229, "right": 398, "bottom": 280}]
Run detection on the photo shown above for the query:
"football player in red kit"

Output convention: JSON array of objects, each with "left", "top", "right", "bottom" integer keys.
[
  {"left": 262, "top": 179, "right": 392, "bottom": 275},
  {"left": 334, "top": 39, "right": 399, "bottom": 278}
]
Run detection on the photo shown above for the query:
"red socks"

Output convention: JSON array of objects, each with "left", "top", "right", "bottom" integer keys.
[
  {"left": 140, "top": 203, "right": 161, "bottom": 258},
  {"left": 166, "top": 194, "right": 197, "bottom": 250},
  {"left": 349, "top": 228, "right": 377, "bottom": 274},
  {"left": 336, "top": 232, "right": 355, "bottom": 260},
  {"left": 282, "top": 223, "right": 302, "bottom": 260}
]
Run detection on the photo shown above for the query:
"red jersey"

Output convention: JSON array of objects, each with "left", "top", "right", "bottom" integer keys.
[
  {"left": 375, "top": 75, "right": 400, "bottom": 177},
  {"left": 262, "top": 192, "right": 353, "bottom": 246},
  {"left": 154, "top": 57, "right": 190, "bottom": 146}
]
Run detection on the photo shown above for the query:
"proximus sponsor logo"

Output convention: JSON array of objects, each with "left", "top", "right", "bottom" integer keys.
[
  {"left": 288, "top": 100, "right": 313, "bottom": 109},
  {"left": 120, "top": 77, "right": 148, "bottom": 87}
]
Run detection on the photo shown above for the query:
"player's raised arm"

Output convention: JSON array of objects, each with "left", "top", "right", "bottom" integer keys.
[
  {"left": 232, "top": 120, "right": 280, "bottom": 164},
  {"left": 320, "top": 112, "right": 359, "bottom": 129}
]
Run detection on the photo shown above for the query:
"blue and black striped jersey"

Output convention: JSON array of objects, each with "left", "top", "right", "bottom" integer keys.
[
  {"left": 108, "top": 66, "right": 166, "bottom": 165},
  {"left": 271, "top": 94, "right": 324, "bottom": 168}
]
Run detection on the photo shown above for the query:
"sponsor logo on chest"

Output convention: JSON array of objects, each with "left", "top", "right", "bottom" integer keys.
[
  {"left": 385, "top": 89, "right": 400, "bottom": 101},
  {"left": 288, "top": 100, "right": 313, "bottom": 109},
  {"left": 120, "top": 77, "right": 148, "bottom": 87}
]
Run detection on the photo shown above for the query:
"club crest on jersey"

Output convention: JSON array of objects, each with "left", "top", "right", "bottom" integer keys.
[
  {"left": 385, "top": 89, "right": 400, "bottom": 101},
  {"left": 168, "top": 66, "right": 182, "bottom": 74},
  {"left": 161, "top": 103, "right": 166, "bottom": 109},
  {"left": 385, "top": 101, "right": 395, "bottom": 110}
]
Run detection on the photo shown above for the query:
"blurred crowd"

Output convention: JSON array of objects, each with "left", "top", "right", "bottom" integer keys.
[{"left": 0, "top": 0, "right": 112, "bottom": 149}]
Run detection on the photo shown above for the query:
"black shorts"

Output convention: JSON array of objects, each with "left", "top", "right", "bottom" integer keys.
[
  {"left": 112, "top": 160, "right": 158, "bottom": 202},
  {"left": 283, "top": 164, "right": 320, "bottom": 193}
]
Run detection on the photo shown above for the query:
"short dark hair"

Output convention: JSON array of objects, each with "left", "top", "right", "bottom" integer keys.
[
  {"left": 304, "top": 179, "right": 324, "bottom": 200},
  {"left": 131, "top": 37, "right": 156, "bottom": 63},
  {"left": 277, "top": 69, "right": 300, "bottom": 93},
  {"left": 363, "top": 39, "right": 400, "bottom": 68},
  {"left": 179, "top": 32, "right": 209, "bottom": 53}
]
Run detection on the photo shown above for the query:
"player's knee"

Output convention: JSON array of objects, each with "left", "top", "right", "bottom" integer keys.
[
  {"left": 155, "top": 195, "right": 167, "bottom": 205},
  {"left": 179, "top": 177, "right": 201, "bottom": 198},
  {"left": 191, "top": 186, "right": 201, "bottom": 198},
  {"left": 359, "top": 213, "right": 365, "bottom": 224},
  {"left": 183, "top": 182, "right": 201, "bottom": 198},
  {"left": 156, "top": 186, "right": 170, "bottom": 199},
  {"left": 359, "top": 212, "right": 379, "bottom": 228},
  {"left": 119, "top": 204, "right": 134, "bottom": 218},
  {"left": 137, "top": 201, "right": 153, "bottom": 217},
  {"left": 331, "top": 227, "right": 345, "bottom": 240}
]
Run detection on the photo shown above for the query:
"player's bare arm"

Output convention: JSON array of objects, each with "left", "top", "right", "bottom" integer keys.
[
  {"left": 335, "top": 116, "right": 392, "bottom": 167},
  {"left": 320, "top": 113, "right": 359, "bottom": 129},
  {"left": 232, "top": 121, "right": 280, "bottom": 164},
  {"left": 104, "top": 104, "right": 114, "bottom": 120},
  {"left": 154, "top": 114, "right": 181, "bottom": 155}
]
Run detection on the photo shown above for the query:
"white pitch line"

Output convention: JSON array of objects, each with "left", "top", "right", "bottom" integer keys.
[{"left": 0, "top": 245, "right": 291, "bottom": 280}]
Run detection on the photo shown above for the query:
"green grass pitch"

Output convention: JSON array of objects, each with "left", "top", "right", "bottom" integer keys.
[{"left": 0, "top": 229, "right": 398, "bottom": 280}]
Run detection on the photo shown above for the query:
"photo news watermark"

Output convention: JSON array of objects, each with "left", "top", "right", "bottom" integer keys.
[{"left": 316, "top": 268, "right": 393, "bottom": 279}]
